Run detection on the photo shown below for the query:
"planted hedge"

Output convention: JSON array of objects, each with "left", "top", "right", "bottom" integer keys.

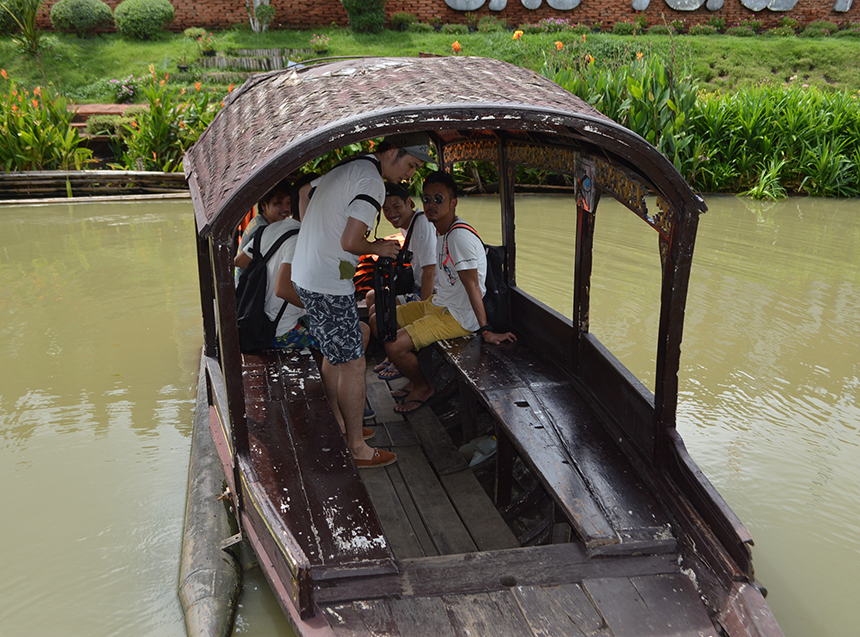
[{"left": 50, "top": 0, "right": 113, "bottom": 37}]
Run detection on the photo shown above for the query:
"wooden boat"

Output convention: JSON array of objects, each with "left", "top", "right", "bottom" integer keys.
[{"left": 184, "top": 56, "right": 783, "bottom": 636}]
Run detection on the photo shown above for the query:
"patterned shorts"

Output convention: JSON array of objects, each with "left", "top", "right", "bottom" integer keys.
[
  {"left": 294, "top": 285, "right": 364, "bottom": 365},
  {"left": 271, "top": 314, "right": 319, "bottom": 350}
]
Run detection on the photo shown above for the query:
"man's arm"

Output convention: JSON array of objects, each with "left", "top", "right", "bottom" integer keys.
[
  {"left": 234, "top": 250, "right": 252, "bottom": 269},
  {"left": 419, "top": 264, "right": 435, "bottom": 301},
  {"left": 274, "top": 263, "right": 303, "bottom": 308},
  {"left": 459, "top": 269, "right": 516, "bottom": 346},
  {"left": 342, "top": 217, "right": 400, "bottom": 258}
]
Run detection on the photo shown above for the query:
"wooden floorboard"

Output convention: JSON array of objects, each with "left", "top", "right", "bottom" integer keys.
[
  {"left": 439, "top": 470, "right": 520, "bottom": 551},
  {"left": 583, "top": 574, "right": 717, "bottom": 637},
  {"left": 316, "top": 542, "right": 679, "bottom": 604},
  {"left": 360, "top": 466, "right": 427, "bottom": 560},
  {"left": 443, "top": 592, "right": 533, "bottom": 637},
  {"left": 388, "top": 596, "right": 454, "bottom": 637},
  {"left": 394, "top": 445, "right": 478, "bottom": 555}
]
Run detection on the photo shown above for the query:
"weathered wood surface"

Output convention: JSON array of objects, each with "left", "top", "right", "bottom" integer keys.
[
  {"left": 0, "top": 170, "right": 188, "bottom": 199},
  {"left": 362, "top": 369, "right": 519, "bottom": 558},
  {"left": 239, "top": 349, "right": 396, "bottom": 577},
  {"left": 436, "top": 335, "right": 675, "bottom": 555},
  {"left": 319, "top": 547, "right": 716, "bottom": 636}
]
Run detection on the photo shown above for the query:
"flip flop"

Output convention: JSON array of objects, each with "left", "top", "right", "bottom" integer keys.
[
  {"left": 378, "top": 365, "right": 403, "bottom": 380},
  {"left": 394, "top": 394, "right": 433, "bottom": 414},
  {"left": 372, "top": 361, "right": 391, "bottom": 373},
  {"left": 390, "top": 388, "right": 410, "bottom": 400}
]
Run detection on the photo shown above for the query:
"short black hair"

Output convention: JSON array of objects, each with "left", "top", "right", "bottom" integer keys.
[
  {"left": 292, "top": 172, "right": 320, "bottom": 219},
  {"left": 260, "top": 178, "right": 291, "bottom": 206},
  {"left": 423, "top": 171, "right": 458, "bottom": 198},
  {"left": 385, "top": 182, "right": 411, "bottom": 202}
]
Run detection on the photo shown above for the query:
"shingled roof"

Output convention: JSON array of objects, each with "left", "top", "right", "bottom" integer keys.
[{"left": 184, "top": 56, "right": 696, "bottom": 238}]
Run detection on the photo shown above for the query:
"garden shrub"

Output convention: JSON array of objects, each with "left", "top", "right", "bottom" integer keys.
[
  {"left": 409, "top": 21, "right": 433, "bottom": 33},
  {"left": 707, "top": 16, "right": 726, "bottom": 32},
  {"left": 477, "top": 15, "right": 506, "bottom": 32},
  {"left": 726, "top": 25, "right": 755, "bottom": 37},
  {"left": 611, "top": 21, "right": 635, "bottom": 35},
  {"left": 688, "top": 24, "right": 717, "bottom": 36},
  {"left": 778, "top": 16, "right": 799, "bottom": 31},
  {"left": 0, "top": 0, "right": 22, "bottom": 35},
  {"left": 834, "top": 23, "right": 860, "bottom": 37},
  {"left": 669, "top": 19, "right": 686, "bottom": 34},
  {"left": 50, "top": 0, "right": 113, "bottom": 37},
  {"left": 388, "top": 11, "right": 415, "bottom": 32},
  {"left": 85, "top": 113, "right": 133, "bottom": 137},
  {"left": 183, "top": 26, "right": 204, "bottom": 39},
  {"left": 764, "top": 26, "right": 795, "bottom": 37},
  {"left": 799, "top": 24, "right": 832, "bottom": 38},
  {"left": 646, "top": 24, "right": 674, "bottom": 35},
  {"left": 340, "top": 0, "right": 384, "bottom": 34},
  {"left": 442, "top": 23, "right": 467, "bottom": 35},
  {"left": 113, "top": 0, "right": 174, "bottom": 40}
]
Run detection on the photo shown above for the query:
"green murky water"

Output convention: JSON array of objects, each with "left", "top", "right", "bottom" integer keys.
[{"left": 1, "top": 195, "right": 857, "bottom": 636}]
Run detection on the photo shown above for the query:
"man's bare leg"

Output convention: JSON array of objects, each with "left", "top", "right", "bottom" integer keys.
[
  {"left": 337, "top": 356, "right": 375, "bottom": 459},
  {"left": 385, "top": 329, "right": 433, "bottom": 405}
]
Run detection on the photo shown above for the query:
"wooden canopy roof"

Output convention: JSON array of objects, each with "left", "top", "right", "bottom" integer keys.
[{"left": 184, "top": 56, "right": 705, "bottom": 239}]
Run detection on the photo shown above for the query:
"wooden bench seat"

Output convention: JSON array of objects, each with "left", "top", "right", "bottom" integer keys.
[
  {"left": 240, "top": 349, "right": 397, "bottom": 581},
  {"left": 435, "top": 336, "right": 676, "bottom": 556}
]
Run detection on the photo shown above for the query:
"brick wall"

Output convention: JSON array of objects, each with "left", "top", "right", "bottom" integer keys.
[{"left": 34, "top": 0, "right": 859, "bottom": 32}]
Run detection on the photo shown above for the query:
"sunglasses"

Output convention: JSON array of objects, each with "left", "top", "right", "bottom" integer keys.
[{"left": 421, "top": 193, "right": 447, "bottom": 205}]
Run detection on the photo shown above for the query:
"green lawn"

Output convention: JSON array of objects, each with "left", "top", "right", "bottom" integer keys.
[{"left": 2, "top": 27, "right": 859, "bottom": 103}]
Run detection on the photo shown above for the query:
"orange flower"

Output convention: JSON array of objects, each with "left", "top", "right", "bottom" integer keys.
[
  {"left": 555, "top": 41, "right": 563, "bottom": 50},
  {"left": 11, "top": 104, "right": 17, "bottom": 111},
  {"left": 160, "top": 79, "right": 165, "bottom": 86},
  {"left": 32, "top": 99, "right": 38, "bottom": 108},
  {"left": 636, "top": 51, "right": 643, "bottom": 61},
  {"left": 452, "top": 40, "right": 462, "bottom": 53},
  {"left": 195, "top": 82, "right": 201, "bottom": 91},
  {"left": 0, "top": 68, "right": 6, "bottom": 80},
  {"left": 180, "top": 88, "right": 186, "bottom": 95},
  {"left": 227, "top": 83, "right": 234, "bottom": 92},
  {"left": 33, "top": 86, "right": 41, "bottom": 96},
  {"left": 582, "top": 33, "right": 587, "bottom": 43},
  {"left": 586, "top": 54, "right": 595, "bottom": 65},
  {"left": 512, "top": 30, "right": 523, "bottom": 40}
]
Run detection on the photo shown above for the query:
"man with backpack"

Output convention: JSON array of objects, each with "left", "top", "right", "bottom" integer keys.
[
  {"left": 234, "top": 184, "right": 317, "bottom": 351},
  {"left": 290, "top": 133, "right": 433, "bottom": 468},
  {"left": 372, "top": 171, "right": 516, "bottom": 415}
]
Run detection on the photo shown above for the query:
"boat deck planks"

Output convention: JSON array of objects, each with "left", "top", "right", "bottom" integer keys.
[
  {"left": 240, "top": 350, "right": 396, "bottom": 578},
  {"left": 437, "top": 336, "right": 676, "bottom": 555}
]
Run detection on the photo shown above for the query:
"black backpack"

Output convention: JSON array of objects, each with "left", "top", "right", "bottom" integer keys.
[
  {"left": 446, "top": 221, "right": 510, "bottom": 331},
  {"left": 235, "top": 224, "right": 300, "bottom": 352}
]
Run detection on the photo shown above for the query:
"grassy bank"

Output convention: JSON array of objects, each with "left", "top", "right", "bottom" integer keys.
[{"left": 2, "top": 27, "right": 860, "bottom": 102}]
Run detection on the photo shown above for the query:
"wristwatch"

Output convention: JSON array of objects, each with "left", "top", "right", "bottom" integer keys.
[{"left": 476, "top": 324, "right": 492, "bottom": 336}]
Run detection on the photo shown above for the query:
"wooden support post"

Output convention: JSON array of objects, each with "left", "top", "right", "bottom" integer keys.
[{"left": 495, "top": 424, "right": 514, "bottom": 509}]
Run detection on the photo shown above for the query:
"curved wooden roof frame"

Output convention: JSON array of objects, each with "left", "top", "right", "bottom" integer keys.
[{"left": 185, "top": 55, "right": 710, "bottom": 473}]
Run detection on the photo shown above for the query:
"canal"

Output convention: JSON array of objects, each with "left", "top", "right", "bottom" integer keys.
[{"left": 0, "top": 194, "right": 857, "bottom": 636}]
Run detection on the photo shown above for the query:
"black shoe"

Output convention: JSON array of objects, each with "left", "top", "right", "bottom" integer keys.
[{"left": 364, "top": 406, "right": 375, "bottom": 421}]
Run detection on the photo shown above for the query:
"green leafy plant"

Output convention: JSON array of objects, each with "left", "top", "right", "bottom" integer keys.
[
  {"left": 611, "top": 21, "right": 635, "bottom": 36},
  {"left": 310, "top": 32, "right": 330, "bottom": 52},
  {"left": 1, "top": 0, "right": 44, "bottom": 56},
  {"left": 477, "top": 14, "right": 506, "bottom": 32},
  {"left": 726, "top": 25, "right": 755, "bottom": 37},
  {"left": 107, "top": 74, "right": 139, "bottom": 103},
  {"left": 744, "top": 157, "right": 787, "bottom": 200},
  {"left": 340, "top": 0, "right": 385, "bottom": 34},
  {"left": 113, "top": 0, "right": 174, "bottom": 40},
  {"left": 119, "top": 70, "right": 225, "bottom": 172},
  {"left": 689, "top": 24, "right": 717, "bottom": 36},
  {"left": 388, "top": 11, "right": 415, "bottom": 32},
  {"left": 0, "top": 0, "right": 19, "bottom": 34},
  {"left": 183, "top": 26, "right": 205, "bottom": 39},
  {"left": 50, "top": 0, "right": 112, "bottom": 37},
  {"left": 442, "top": 23, "right": 467, "bottom": 35},
  {"left": 0, "top": 71, "right": 93, "bottom": 171},
  {"left": 254, "top": 3, "right": 274, "bottom": 31},
  {"left": 706, "top": 16, "right": 726, "bottom": 32},
  {"left": 647, "top": 24, "right": 674, "bottom": 36}
]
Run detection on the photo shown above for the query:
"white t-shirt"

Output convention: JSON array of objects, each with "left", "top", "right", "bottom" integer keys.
[
  {"left": 242, "top": 218, "right": 305, "bottom": 337},
  {"left": 401, "top": 209, "right": 436, "bottom": 291},
  {"left": 432, "top": 221, "right": 487, "bottom": 332},
  {"left": 291, "top": 156, "right": 384, "bottom": 295}
]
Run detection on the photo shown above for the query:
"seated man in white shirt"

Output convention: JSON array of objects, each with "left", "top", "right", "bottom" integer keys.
[
  {"left": 234, "top": 184, "right": 316, "bottom": 350},
  {"left": 376, "top": 171, "right": 516, "bottom": 415}
]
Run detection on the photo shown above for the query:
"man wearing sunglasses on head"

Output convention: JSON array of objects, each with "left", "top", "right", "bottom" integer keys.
[
  {"left": 371, "top": 171, "right": 516, "bottom": 415},
  {"left": 291, "top": 133, "right": 433, "bottom": 468}
]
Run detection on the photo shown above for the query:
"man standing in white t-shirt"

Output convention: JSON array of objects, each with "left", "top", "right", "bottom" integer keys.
[
  {"left": 291, "top": 133, "right": 433, "bottom": 468},
  {"left": 379, "top": 171, "right": 516, "bottom": 415}
]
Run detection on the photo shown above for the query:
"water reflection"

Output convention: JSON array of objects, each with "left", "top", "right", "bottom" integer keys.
[
  {"left": 458, "top": 194, "right": 860, "bottom": 637},
  {"left": 1, "top": 195, "right": 858, "bottom": 637}
]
